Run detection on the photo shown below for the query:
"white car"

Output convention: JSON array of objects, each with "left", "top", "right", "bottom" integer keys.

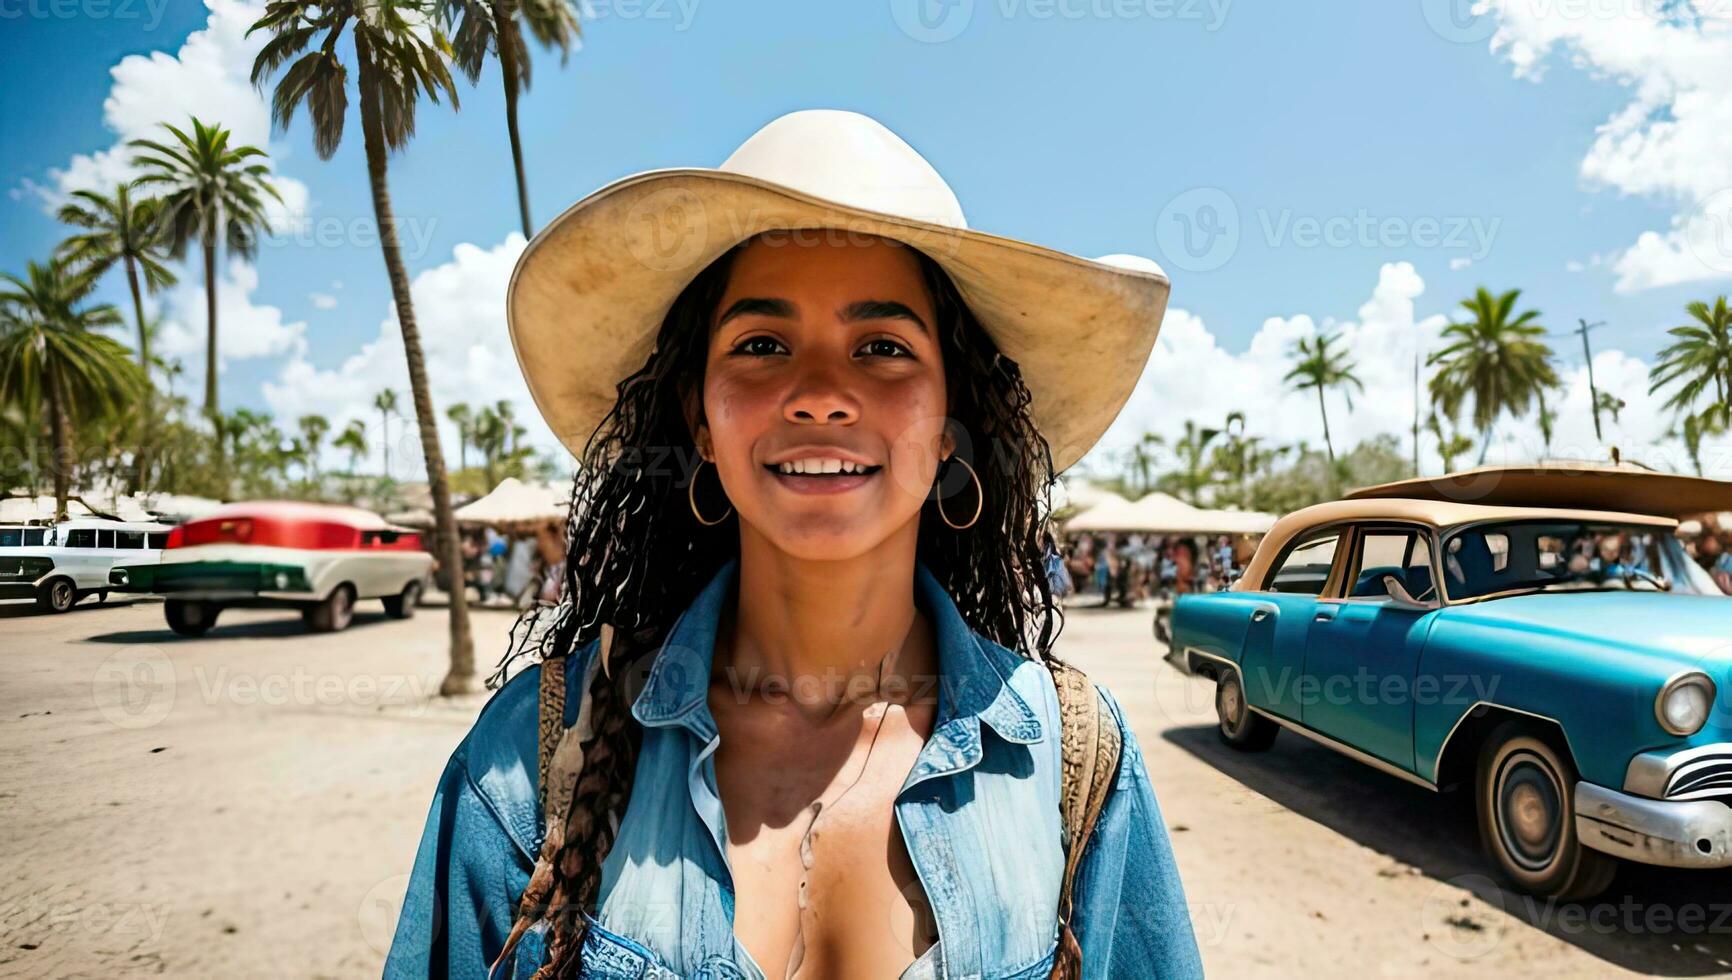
[
  {"left": 0, "top": 519, "right": 174, "bottom": 612},
  {"left": 109, "top": 501, "right": 434, "bottom": 636}
]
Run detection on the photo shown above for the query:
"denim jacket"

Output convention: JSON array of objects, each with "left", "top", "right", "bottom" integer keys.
[{"left": 385, "top": 559, "right": 1203, "bottom": 979}]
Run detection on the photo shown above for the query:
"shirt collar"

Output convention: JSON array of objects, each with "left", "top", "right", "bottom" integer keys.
[{"left": 629, "top": 557, "right": 1044, "bottom": 747}]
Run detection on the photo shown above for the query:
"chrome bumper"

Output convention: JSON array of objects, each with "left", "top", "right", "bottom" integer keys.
[{"left": 1575, "top": 781, "right": 1732, "bottom": 869}]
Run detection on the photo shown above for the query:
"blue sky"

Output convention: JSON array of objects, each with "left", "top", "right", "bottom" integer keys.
[{"left": 4, "top": 0, "right": 1730, "bottom": 477}]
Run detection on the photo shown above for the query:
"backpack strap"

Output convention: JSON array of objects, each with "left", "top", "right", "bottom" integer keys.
[{"left": 1048, "top": 659, "right": 1124, "bottom": 980}]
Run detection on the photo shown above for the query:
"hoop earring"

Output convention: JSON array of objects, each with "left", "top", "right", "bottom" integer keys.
[
  {"left": 937, "top": 455, "right": 982, "bottom": 531},
  {"left": 688, "top": 459, "right": 733, "bottom": 526}
]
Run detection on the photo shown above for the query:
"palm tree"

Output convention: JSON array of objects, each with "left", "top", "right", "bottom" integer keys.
[
  {"left": 1650, "top": 297, "right": 1732, "bottom": 441},
  {"left": 251, "top": 0, "right": 476, "bottom": 693},
  {"left": 298, "top": 413, "right": 330, "bottom": 485},
  {"left": 1428, "top": 288, "right": 1558, "bottom": 464},
  {"left": 1170, "top": 420, "right": 1221, "bottom": 506},
  {"left": 1426, "top": 413, "right": 1475, "bottom": 473},
  {"left": 0, "top": 259, "right": 144, "bottom": 519},
  {"left": 1126, "top": 431, "right": 1163, "bottom": 496},
  {"left": 55, "top": 184, "right": 178, "bottom": 372},
  {"left": 442, "top": 0, "right": 580, "bottom": 237},
  {"left": 447, "top": 401, "right": 472, "bottom": 471},
  {"left": 130, "top": 117, "right": 280, "bottom": 420},
  {"left": 374, "top": 388, "right": 399, "bottom": 478},
  {"left": 334, "top": 419, "right": 368, "bottom": 475},
  {"left": 1284, "top": 330, "right": 1363, "bottom": 465}
]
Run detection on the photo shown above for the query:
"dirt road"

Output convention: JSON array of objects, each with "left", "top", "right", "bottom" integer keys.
[{"left": 0, "top": 596, "right": 1727, "bottom": 977}]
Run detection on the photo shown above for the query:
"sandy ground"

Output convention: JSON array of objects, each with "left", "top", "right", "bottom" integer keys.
[{"left": 0, "top": 594, "right": 1729, "bottom": 978}]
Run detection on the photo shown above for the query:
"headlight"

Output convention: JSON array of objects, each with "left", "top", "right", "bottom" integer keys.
[{"left": 1656, "top": 672, "right": 1717, "bottom": 737}]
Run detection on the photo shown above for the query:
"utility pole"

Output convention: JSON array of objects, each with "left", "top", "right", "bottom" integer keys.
[{"left": 1576, "top": 320, "right": 1606, "bottom": 441}]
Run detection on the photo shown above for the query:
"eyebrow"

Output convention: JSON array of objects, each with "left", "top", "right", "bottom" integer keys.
[{"left": 715, "top": 297, "right": 930, "bottom": 335}]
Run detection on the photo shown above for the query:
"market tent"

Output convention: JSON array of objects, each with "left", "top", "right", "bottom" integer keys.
[
  {"left": 1054, "top": 479, "right": 1123, "bottom": 513},
  {"left": 1065, "top": 491, "right": 1276, "bottom": 534},
  {"left": 455, "top": 478, "right": 567, "bottom": 530},
  {"left": 384, "top": 508, "right": 436, "bottom": 529}
]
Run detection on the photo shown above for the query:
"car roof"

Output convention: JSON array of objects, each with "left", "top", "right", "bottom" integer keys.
[
  {"left": 1345, "top": 461, "right": 1732, "bottom": 518},
  {"left": 1237, "top": 497, "right": 1677, "bottom": 591},
  {"left": 53, "top": 518, "right": 176, "bottom": 532},
  {"left": 196, "top": 500, "right": 411, "bottom": 532}
]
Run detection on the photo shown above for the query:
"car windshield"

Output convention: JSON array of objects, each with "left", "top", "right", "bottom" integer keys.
[{"left": 1442, "top": 519, "right": 1703, "bottom": 600}]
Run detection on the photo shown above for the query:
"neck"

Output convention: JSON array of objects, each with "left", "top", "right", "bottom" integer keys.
[{"left": 719, "top": 523, "right": 935, "bottom": 718}]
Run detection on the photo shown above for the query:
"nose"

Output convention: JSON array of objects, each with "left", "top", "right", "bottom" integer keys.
[{"left": 783, "top": 361, "right": 860, "bottom": 426}]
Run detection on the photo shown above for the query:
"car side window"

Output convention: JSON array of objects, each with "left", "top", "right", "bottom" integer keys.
[
  {"left": 97, "top": 529, "right": 116, "bottom": 548},
  {"left": 25, "top": 528, "right": 45, "bottom": 546},
  {"left": 116, "top": 530, "right": 145, "bottom": 549},
  {"left": 148, "top": 532, "right": 170, "bottom": 549},
  {"left": 66, "top": 528, "right": 96, "bottom": 548},
  {"left": 1266, "top": 532, "right": 1340, "bottom": 595},
  {"left": 1348, "top": 529, "right": 1435, "bottom": 600}
]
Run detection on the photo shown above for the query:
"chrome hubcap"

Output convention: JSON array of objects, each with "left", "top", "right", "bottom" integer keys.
[{"left": 1498, "top": 753, "right": 1563, "bottom": 872}]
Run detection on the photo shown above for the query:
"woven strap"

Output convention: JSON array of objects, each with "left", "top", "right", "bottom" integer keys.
[{"left": 1048, "top": 660, "right": 1123, "bottom": 980}]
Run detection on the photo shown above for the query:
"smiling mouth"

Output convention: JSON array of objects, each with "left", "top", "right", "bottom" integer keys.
[{"left": 764, "top": 459, "right": 883, "bottom": 494}]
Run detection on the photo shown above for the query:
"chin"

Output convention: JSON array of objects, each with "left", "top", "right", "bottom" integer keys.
[{"left": 753, "top": 515, "right": 898, "bottom": 563}]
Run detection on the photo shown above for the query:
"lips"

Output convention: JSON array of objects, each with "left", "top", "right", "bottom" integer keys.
[{"left": 763, "top": 456, "right": 883, "bottom": 495}]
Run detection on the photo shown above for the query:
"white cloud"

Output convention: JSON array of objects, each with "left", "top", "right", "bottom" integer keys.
[
  {"left": 309, "top": 292, "right": 338, "bottom": 310},
  {"left": 32, "top": 0, "right": 308, "bottom": 228},
  {"left": 1449, "top": 256, "right": 1474, "bottom": 271},
  {"left": 153, "top": 257, "right": 307, "bottom": 384},
  {"left": 261, "top": 235, "right": 556, "bottom": 478},
  {"left": 1076, "top": 262, "right": 1726, "bottom": 481},
  {"left": 1482, "top": 1, "right": 1732, "bottom": 291}
]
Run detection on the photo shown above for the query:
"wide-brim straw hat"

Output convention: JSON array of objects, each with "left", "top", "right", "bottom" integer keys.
[{"left": 507, "top": 109, "right": 1170, "bottom": 473}]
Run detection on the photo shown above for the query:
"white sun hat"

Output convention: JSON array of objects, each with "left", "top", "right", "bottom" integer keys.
[{"left": 507, "top": 109, "right": 1171, "bottom": 472}]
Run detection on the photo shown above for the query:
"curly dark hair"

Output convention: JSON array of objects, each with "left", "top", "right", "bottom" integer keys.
[{"left": 494, "top": 234, "right": 1066, "bottom": 976}]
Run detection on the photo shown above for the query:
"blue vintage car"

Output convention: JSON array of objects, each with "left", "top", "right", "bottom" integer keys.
[{"left": 1170, "top": 473, "right": 1732, "bottom": 900}]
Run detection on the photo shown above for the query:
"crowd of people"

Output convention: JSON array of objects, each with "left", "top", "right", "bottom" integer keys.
[
  {"left": 1056, "top": 531, "right": 1258, "bottom": 607},
  {"left": 1689, "top": 519, "right": 1732, "bottom": 594}
]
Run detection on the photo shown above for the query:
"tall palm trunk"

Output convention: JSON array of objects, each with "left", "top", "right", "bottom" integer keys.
[
  {"left": 125, "top": 255, "right": 152, "bottom": 494},
  {"left": 380, "top": 408, "right": 391, "bottom": 477},
  {"left": 1315, "top": 386, "right": 1335, "bottom": 464},
  {"left": 492, "top": 0, "right": 534, "bottom": 239},
  {"left": 46, "top": 369, "right": 71, "bottom": 521},
  {"left": 357, "top": 39, "right": 476, "bottom": 694},
  {"left": 203, "top": 237, "right": 218, "bottom": 418}
]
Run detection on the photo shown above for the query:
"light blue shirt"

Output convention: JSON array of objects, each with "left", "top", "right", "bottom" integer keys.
[{"left": 384, "top": 559, "right": 1203, "bottom": 978}]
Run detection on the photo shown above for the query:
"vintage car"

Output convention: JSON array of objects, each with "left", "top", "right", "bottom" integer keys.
[
  {"left": 1169, "top": 466, "right": 1732, "bottom": 899},
  {"left": 109, "top": 501, "right": 433, "bottom": 636},
  {"left": 0, "top": 518, "right": 173, "bottom": 612}
]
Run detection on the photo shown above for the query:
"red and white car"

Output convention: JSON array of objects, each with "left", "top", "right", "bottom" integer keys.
[{"left": 110, "top": 501, "right": 433, "bottom": 636}]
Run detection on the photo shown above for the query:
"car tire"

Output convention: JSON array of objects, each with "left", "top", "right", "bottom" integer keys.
[
  {"left": 304, "top": 584, "right": 356, "bottom": 633},
  {"left": 382, "top": 581, "right": 421, "bottom": 620},
  {"left": 1474, "top": 722, "right": 1618, "bottom": 900},
  {"left": 165, "top": 599, "right": 218, "bottom": 637},
  {"left": 1216, "top": 671, "right": 1279, "bottom": 751},
  {"left": 36, "top": 578, "right": 77, "bottom": 614}
]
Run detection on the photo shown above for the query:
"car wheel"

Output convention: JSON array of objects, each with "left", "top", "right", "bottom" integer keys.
[
  {"left": 305, "top": 585, "right": 356, "bottom": 633},
  {"left": 1475, "top": 722, "right": 1618, "bottom": 900},
  {"left": 36, "top": 578, "right": 77, "bottom": 614},
  {"left": 164, "top": 599, "right": 218, "bottom": 637},
  {"left": 1216, "top": 671, "right": 1279, "bottom": 751},
  {"left": 382, "top": 580, "right": 421, "bottom": 620}
]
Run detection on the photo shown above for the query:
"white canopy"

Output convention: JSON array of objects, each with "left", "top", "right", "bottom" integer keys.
[
  {"left": 1065, "top": 491, "right": 1276, "bottom": 534},
  {"left": 455, "top": 478, "right": 567, "bottom": 529}
]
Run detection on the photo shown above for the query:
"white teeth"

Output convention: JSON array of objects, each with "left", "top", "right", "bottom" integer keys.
[{"left": 776, "top": 458, "right": 869, "bottom": 475}]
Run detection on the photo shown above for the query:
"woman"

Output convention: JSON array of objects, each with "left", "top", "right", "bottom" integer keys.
[{"left": 386, "top": 110, "right": 1202, "bottom": 979}]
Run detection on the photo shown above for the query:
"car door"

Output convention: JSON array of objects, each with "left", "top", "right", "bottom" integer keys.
[
  {"left": 1301, "top": 523, "right": 1442, "bottom": 771},
  {"left": 1239, "top": 527, "right": 1348, "bottom": 721}
]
